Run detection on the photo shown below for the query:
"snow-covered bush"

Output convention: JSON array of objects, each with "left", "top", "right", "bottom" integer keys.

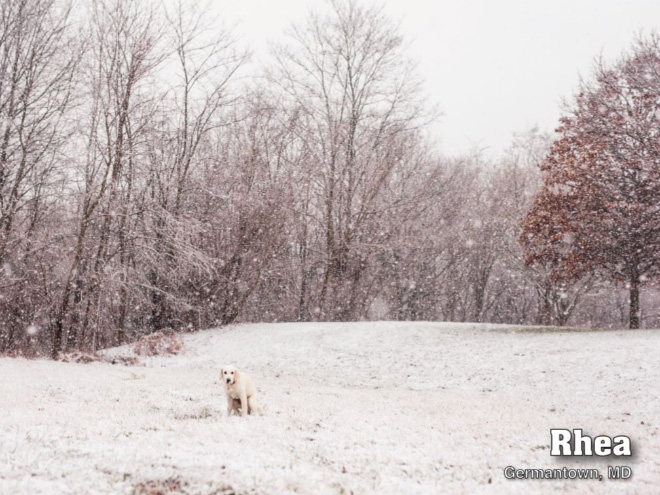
[{"left": 134, "top": 332, "right": 184, "bottom": 357}]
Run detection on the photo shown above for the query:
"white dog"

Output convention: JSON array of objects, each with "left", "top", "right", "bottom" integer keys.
[{"left": 221, "top": 365, "right": 257, "bottom": 417}]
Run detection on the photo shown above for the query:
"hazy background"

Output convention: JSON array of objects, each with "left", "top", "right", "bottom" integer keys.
[{"left": 215, "top": 0, "right": 660, "bottom": 156}]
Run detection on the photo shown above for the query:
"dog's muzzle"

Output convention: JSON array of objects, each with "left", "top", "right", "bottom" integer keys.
[{"left": 226, "top": 378, "right": 232, "bottom": 384}]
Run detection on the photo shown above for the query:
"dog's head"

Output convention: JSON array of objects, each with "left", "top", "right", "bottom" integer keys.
[{"left": 220, "top": 365, "right": 239, "bottom": 385}]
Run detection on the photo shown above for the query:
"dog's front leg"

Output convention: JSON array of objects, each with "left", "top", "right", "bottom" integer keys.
[
  {"left": 239, "top": 392, "right": 248, "bottom": 417},
  {"left": 226, "top": 396, "right": 234, "bottom": 417}
]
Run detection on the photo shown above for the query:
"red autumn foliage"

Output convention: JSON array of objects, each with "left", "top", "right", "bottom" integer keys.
[{"left": 521, "top": 35, "right": 660, "bottom": 329}]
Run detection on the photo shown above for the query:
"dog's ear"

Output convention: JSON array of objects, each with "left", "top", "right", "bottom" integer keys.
[
  {"left": 234, "top": 369, "right": 240, "bottom": 382},
  {"left": 219, "top": 368, "right": 223, "bottom": 379}
]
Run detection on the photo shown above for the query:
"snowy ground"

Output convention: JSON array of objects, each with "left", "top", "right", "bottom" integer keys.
[{"left": 1, "top": 322, "right": 660, "bottom": 494}]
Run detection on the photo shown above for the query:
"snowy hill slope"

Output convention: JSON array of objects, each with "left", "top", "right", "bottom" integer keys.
[{"left": 2, "top": 321, "right": 660, "bottom": 494}]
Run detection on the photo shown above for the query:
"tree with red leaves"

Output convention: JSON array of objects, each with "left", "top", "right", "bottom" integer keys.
[{"left": 521, "top": 35, "right": 660, "bottom": 329}]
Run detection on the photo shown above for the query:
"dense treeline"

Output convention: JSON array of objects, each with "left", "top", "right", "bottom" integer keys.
[{"left": 1, "top": 0, "right": 659, "bottom": 358}]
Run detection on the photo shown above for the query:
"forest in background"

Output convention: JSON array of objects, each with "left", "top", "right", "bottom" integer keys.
[{"left": 2, "top": 0, "right": 660, "bottom": 358}]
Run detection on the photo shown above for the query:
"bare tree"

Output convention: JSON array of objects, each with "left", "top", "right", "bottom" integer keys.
[
  {"left": 0, "top": 0, "right": 79, "bottom": 352},
  {"left": 271, "top": 0, "right": 430, "bottom": 320},
  {"left": 142, "top": 0, "right": 248, "bottom": 332},
  {"left": 50, "top": 0, "right": 163, "bottom": 356}
]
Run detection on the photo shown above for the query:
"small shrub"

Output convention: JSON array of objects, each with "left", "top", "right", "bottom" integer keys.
[
  {"left": 107, "top": 355, "right": 141, "bottom": 366},
  {"left": 0, "top": 349, "right": 25, "bottom": 358},
  {"left": 134, "top": 332, "right": 184, "bottom": 357},
  {"left": 174, "top": 406, "right": 213, "bottom": 420},
  {"left": 59, "top": 351, "right": 104, "bottom": 363},
  {"left": 132, "top": 477, "right": 187, "bottom": 495},
  {"left": 132, "top": 477, "right": 240, "bottom": 495}
]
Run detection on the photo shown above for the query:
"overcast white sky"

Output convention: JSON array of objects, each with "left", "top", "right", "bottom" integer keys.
[{"left": 214, "top": 0, "right": 660, "bottom": 156}]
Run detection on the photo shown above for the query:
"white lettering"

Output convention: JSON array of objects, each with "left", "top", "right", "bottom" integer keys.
[{"left": 551, "top": 429, "right": 571, "bottom": 456}]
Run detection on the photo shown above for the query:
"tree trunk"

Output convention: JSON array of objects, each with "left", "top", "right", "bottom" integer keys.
[
  {"left": 629, "top": 272, "right": 640, "bottom": 329},
  {"left": 536, "top": 279, "right": 553, "bottom": 326},
  {"left": 51, "top": 217, "right": 92, "bottom": 358},
  {"left": 297, "top": 267, "right": 309, "bottom": 322}
]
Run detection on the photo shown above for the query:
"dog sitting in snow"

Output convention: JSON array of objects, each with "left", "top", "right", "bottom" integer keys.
[{"left": 221, "top": 365, "right": 257, "bottom": 417}]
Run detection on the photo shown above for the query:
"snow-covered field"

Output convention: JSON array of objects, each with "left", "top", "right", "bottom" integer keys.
[{"left": 1, "top": 322, "right": 659, "bottom": 494}]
